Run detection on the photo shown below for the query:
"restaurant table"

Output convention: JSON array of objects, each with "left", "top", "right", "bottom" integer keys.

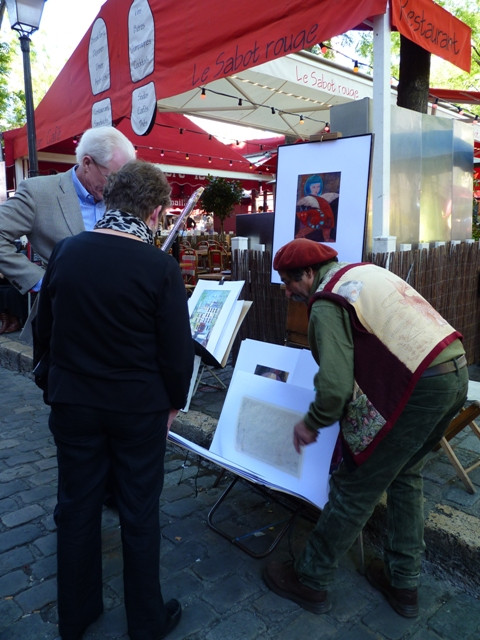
[{"left": 198, "top": 272, "right": 231, "bottom": 281}]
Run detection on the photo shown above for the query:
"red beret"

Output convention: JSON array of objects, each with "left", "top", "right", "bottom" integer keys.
[{"left": 273, "top": 238, "right": 338, "bottom": 271}]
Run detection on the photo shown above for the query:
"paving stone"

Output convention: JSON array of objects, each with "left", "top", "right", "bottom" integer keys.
[
  {"left": 0, "top": 569, "right": 30, "bottom": 598},
  {"left": 15, "top": 576, "right": 57, "bottom": 613},
  {"left": 0, "top": 524, "right": 43, "bottom": 554},
  {"left": 428, "top": 593, "right": 480, "bottom": 640},
  {"left": 0, "top": 597, "right": 23, "bottom": 634},
  {"left": 0, "top": 546, "right": 35, "bottom": 576},
  {"left": 202, "top": 574, "right": 258, "bottom": 615},
  {"left": 205, "top": 610, "right": 267, "bottom": 640},
  {"left": 0, "top": 354, "right": 480, "bottom": 640},
  {"left": 0, "top": 612, "right": 58, "bottom": 640},
  {"left": 1, "top": 504, "right": 45, "bottom": 528}
]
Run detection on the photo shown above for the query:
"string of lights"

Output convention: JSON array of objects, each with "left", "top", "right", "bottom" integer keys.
[
  {"left": 76, "top": 120, "right": 277, "bottom": 171},
  {"left": 198, "top": 86, "right": 331, "bottom": 130},
  {"left": 135, "top": 142, "right": 265, "bottom": 172},
  {"left": 318, "top": 41, "right": 480, "bottom": 124}
]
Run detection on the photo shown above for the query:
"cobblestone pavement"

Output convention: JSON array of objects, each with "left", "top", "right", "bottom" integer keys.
[{"left": 0, "top": 343, "right": 480, "bottom": 639}]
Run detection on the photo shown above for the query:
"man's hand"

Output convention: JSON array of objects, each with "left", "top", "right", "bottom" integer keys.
[
  {"left": 167, "top": 409, "right": 179, "bottom": 434},
  {"left": 293, "top": 420, "right": 318, "bottom": 453}
]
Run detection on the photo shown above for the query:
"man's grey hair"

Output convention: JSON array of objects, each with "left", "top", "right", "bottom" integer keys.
[{"left": 75, "top": 126, "right": 136, "bottom": 166}]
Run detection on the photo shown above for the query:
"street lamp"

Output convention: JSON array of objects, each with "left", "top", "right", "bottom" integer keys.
[{"left": 5, "top": 0, "right": 47, "bottom": 177}]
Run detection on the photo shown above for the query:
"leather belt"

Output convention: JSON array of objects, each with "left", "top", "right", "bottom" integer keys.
[{"left": 422, "top": 354, "right": 467, "bottom": 378}]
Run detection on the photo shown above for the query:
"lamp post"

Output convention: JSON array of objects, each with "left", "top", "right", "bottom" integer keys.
[{"left": 5, "top": 0, "right": 47, "bottom": 178}]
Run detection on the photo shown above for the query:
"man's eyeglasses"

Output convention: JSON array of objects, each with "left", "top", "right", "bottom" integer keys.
[{"left": 90, "top": 157, "right": 109, "bottom": 181}]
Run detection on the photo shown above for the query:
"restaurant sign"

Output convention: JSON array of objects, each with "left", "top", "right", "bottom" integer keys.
[{"left": 392, "top": 0, "right": 471, "bottom": 72}]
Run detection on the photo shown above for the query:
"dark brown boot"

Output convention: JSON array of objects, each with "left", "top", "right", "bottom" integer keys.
[
  {"left": 263, "top": 561, "right": 331, "bottom": 614},
  {"left": 3, "top": 315, "right": 21, "bottom": 334},
  {"left": 0, "top": 312, "right": 7, "bottom": 334},
  {"left": 366, "top": 559, "right": 419, "bottom": 618}
]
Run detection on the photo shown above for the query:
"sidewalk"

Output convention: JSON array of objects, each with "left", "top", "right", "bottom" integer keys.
[{"left": 0, "top": 332, "right": 479, "bottom": 639}]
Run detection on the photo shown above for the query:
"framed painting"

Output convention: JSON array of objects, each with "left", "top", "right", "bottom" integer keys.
[{"left": 271, "top": 134, "right": 373, "bottom": 284}]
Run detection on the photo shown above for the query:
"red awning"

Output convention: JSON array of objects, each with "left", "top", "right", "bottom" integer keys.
[
  {"left": 428, "top": 90, "right": 480, "bottom": 106},
  {"left": 8, "top": 0, "right": 388, "bottom": 158},
  {"left": 5, "top": 0, "right": 471, "bottom": 162}
]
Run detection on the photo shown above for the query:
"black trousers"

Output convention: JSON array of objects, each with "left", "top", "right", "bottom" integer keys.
[{"left": 49, "top": 404, "right": 169, "bottom": 640}]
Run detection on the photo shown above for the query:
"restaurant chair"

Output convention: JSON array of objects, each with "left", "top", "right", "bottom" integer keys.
[
  {"left": 208, "top": 247, "right": 224, "bottom": 272},
  {"left": 179, "top": 247, "right": 198, "bottom": 285}
]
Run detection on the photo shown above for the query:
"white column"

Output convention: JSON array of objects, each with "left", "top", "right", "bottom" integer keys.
[{"left": 372, "top": 4, "right": 395, "bottom": 254}]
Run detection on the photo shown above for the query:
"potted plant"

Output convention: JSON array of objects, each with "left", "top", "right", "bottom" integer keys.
[{"left": 201, "top": 175, "right": 243, "bottom": 239}]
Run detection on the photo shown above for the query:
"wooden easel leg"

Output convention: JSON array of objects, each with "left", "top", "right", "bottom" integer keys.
[{"left": 439, "top": 438, "right": 476, "bottom": 494}]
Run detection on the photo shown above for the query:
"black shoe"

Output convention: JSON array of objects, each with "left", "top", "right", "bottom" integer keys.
[
  {"left": 366, "top": 559, "right": 419, "bottom": 618},
  {"left": 158, "top": 599, "right": 181, "bottom": 639}
]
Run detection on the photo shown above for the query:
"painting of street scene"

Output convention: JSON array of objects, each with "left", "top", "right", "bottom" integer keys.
[{"left": 190, "top": 289, "right": 230, "bottom": 347}]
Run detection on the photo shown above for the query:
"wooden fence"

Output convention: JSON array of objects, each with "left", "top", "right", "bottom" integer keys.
[{"left": 231, "top": 241, "right": 480, "bottom": 364}]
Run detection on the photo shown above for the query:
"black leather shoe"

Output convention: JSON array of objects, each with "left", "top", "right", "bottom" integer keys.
[
  {"left": 158, "top": 599, "right": 182, "bottom": 639},
  {"left": 263, "top": 561, "right": 331, "bottom": 614},
  {"left": 366, "top": 559, "right": 419, "bottom": 618}
]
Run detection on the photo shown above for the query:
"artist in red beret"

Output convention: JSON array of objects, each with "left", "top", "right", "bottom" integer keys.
[{"left": 264, "top": 237, "right": 467, "bottom": 620}]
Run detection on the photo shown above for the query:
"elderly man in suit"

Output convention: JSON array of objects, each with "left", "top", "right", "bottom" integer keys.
[{"left": 0, "top": 126, "right": 136, "bottom": 298}]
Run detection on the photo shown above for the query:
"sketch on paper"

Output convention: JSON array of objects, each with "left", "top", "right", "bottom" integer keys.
[
  {"left": 190, "top": 289, "right": 230, "bottom": 347},
  {"left": 295, "top": 171, "right": 341, "bottom": 243},
  {"left": 254, "top": 364, "right": 289, "bottom": 382},
  {"left": 235, "top": 396, "right": 304, "bottom": 477}
]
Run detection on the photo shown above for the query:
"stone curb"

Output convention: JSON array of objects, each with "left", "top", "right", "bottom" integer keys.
[{"left": 1, "top": 333, "right": 479, "bottom": 594}]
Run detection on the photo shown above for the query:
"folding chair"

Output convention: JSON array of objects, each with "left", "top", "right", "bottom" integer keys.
[{"left": 434, "top": 401, "right": 480, "bottom": 494}]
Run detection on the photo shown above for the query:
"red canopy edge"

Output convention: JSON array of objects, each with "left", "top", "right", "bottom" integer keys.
[
  {"left": 428, "top": 90, "right": 480, "bottom": 106},
  {"left": 3, "top": 111, "right": 265, "bottom": 176},
  {"left": 7, "top": 0, "right": 471, "bottom": 163},
  {"left": 9, "top": 0, "right": 388, "bottom": 159}
]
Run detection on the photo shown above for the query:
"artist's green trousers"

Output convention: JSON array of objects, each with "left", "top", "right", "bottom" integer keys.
[{"left": 295, "top": 365, "right": 469, "bottom": 590}]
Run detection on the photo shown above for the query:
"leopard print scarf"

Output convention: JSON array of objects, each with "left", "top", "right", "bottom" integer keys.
[{"left": 94, "top": 209, "right": 154, "bottom": 245}]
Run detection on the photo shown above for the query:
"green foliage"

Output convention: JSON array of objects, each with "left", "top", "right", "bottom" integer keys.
[
  {"left": 201, "top": 175, "right": 243, "bottom": 233},
  {"left": 0, "top": 39, "right": 26, "bottom": 129},
  {"left": 340, "top": 1, "right": 480, "bottom": 115}
]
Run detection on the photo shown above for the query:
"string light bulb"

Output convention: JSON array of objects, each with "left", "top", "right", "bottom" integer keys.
[
  {"left": 324, "top": 122, "right": 330, "bottom": 132},
  {"left": 208, "top": 156, "right": 212, "bottom": 163},
  {"left": 185, "top": 152, "right": 189, "bottom": 160},
  {"left": 299, "top": 115, "right": 304, "bottom": 124},
  {"left": 271, "top": 107, "right": 275, "bottom": 115},
  {"left": 238, "top": 98, "right": 243, "bottom": 106},
  {"left": 160, "top": 149, "right": 164, "bottom": 157},
  {"left": 320, "top": 42, "right": 328, "bottom": 54},
  {"left": 353, "top": 60, "right": 359, "bottom": 73}
]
